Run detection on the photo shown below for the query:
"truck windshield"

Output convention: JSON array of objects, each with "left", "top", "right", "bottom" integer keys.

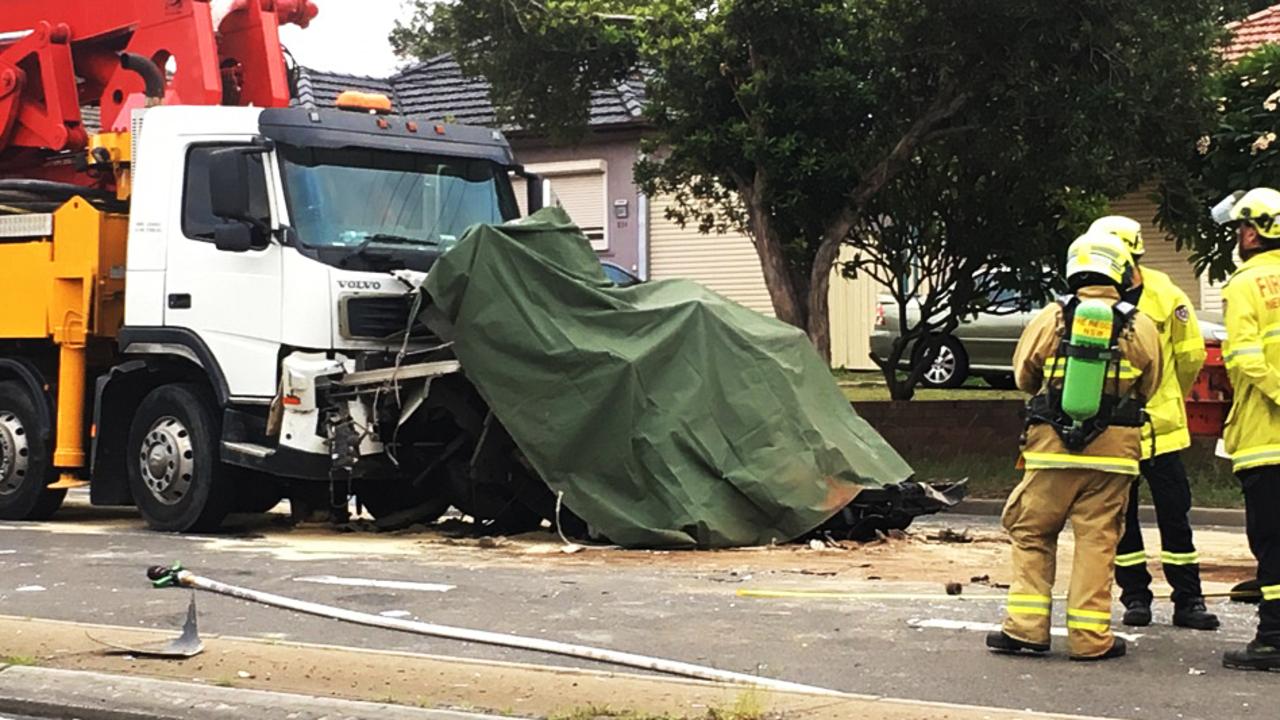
[{"left": 278, "top": 145, "right": 519, "bottom": 252}]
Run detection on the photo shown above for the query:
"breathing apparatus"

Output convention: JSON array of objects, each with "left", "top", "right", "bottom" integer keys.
[{"left": 1026, "top": 232, "right": 1146, "bottom": 451}]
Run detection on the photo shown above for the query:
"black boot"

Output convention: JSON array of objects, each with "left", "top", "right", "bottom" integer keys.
[
  {"left": 1122, "top": 600, "right": 1152, "bottom": 627},
  {"left": 985, "top": 631, "right": 1049, "bottom": 655},
  {"left": 1173, "top": 599, "right": 1220, "bottom": 630},
  {"left": 1231, "top": 578, "right": 1263, "bottom": 604},
  {"left": 1223, "top": 640, "right": 1280, "bottom": 671},
  {"left": 1071, "top": 636, "right": 1127, "bottom": 662}
]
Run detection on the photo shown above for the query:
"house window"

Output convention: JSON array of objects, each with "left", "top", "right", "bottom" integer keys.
[{"left": 514, "top": 159, "right": 609, "bottom": 251}]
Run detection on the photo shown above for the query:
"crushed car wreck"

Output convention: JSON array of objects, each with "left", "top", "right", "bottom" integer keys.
[{"left": 263, "top": 207, "right": 958, "bottom": 547}]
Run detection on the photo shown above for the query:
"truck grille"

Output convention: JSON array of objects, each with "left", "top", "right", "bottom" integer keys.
[{"left": 341, "top": 295, "right": 434, "bottom": 342}]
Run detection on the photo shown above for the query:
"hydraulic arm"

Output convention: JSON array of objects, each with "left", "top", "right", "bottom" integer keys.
[{"left": 0, "top": 0, "right": 317, "bottom": 187}]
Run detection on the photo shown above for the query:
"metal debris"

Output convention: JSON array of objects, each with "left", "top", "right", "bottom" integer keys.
[{"left": 88, "top": 592, "right": 203, "bottom": 658}]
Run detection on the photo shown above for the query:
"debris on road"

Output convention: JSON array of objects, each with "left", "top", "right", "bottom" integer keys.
[
  {"left": 87, "top": 593, "right": 203, "bottom": 658},
  {"left": 929, "top": 528, "right": 975, "bottom": 544},
  {"left": 945, "top": 582, "right": 964, "bottom": 596}
]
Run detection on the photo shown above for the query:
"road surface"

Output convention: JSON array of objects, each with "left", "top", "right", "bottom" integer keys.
[{"left": 0, "top": 493, "right": 1272, "bottom": 720}]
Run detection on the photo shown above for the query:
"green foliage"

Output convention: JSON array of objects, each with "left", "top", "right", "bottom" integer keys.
[
  {"left": 399, "top": 0, "right": 1223, "bottom": 386},
  {"left": 1160, "top": 44, "right": 1280, "bottom": 281}
]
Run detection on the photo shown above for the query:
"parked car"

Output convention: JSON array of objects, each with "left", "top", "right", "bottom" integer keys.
[
  {"left": 870, "top": 292, "right": 1226, "bottom": 389},
  {"left": 601, "top": 261, "right": 642, "bottom": 287}
]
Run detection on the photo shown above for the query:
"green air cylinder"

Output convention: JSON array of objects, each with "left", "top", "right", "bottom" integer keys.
[{"left": 1060, "top": 299, "right": 1115, "bottom": 423}]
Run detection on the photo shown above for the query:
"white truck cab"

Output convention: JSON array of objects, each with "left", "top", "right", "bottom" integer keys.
[{"left": 82, "top": 104, "right": 543, "bottom": 530}]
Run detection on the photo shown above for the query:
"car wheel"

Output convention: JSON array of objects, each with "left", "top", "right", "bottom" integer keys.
[
  {"left": 0, "top": 381, "right": 65, "bottom": 521},
  {"left": 128, "top": 384, "right": 233, "bottom": 533},
  {"left": 915, "top": 336, "right": 969, "bottom": 389}
]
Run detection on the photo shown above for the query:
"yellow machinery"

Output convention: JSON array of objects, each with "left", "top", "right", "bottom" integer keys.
[{"left": 0, "top": 198, "right": 128, "bottom": 486}]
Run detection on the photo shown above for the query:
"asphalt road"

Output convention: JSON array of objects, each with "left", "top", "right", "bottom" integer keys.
[{"left": 0, "top": 495, "right": 1274, "bottom": 720}]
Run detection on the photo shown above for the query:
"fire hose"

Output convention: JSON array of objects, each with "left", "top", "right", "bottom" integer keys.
[{"left": 146, "top": 562, "right": 843, "bottom": 697}]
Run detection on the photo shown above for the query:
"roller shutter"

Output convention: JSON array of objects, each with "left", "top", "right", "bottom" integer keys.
[
  {"left": 648, "top": 194, "right": 775, "bottom": 315},
  {"left": 1110, "top": 186, "right": 1202, "bottom": 306}
]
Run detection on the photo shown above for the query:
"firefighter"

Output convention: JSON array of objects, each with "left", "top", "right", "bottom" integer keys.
[
  {"left": 1087, "top": 216, "right": 1219, "bottom": 631},
  {"left": 1213, "top": 187, "right": 1280, "bottom": 671},
  {"left": 987, "top": 232, "right": 1161, "bottom": 661}
]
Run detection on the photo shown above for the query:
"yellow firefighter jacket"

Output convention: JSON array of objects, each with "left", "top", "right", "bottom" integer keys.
[
  {"left": 1221, "top": 249, "right": 1280, "bottom": 472},
  {"left": 1015, "top": 285, "right": 1163, "bottom": 475},
  {"left": 1135, "top": 267, "right": 1205, "bottom": 459}
]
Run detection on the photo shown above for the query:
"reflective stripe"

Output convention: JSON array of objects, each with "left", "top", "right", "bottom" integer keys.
[
  {"left": 1044, "top": 357, "right": 1138, "bottom": 380},
  {"left": 1114, "top": 551, "right": 1148, "bottom": 567},
  {"left": 1232, "top": 444, "right": 1280, "bottom": 472},
  {"left": 1006, "top": 593, "right": 1053, "bottom": 616},
  {"left": 1161, "top": 550, "right": 1200, "bottom": 566},
  {"left": 1225, "top": 346, "right": 1264, "bottom": 367},
  {"left": 1067, "top": 608, "right": 1112, "bottom": 633},
  {"left": 1023, "top": 451, "right": 1140, "bottom": 475},
  {"left": 1263, "top": 585, "right": 1280, "bottom": 602},
  {"left": 1264, "top": 324, "right": 1280, "bottom": 342}
]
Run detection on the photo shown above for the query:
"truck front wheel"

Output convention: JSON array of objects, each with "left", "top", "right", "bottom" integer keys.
[
  {"left": 128, "top": 384, "right": 232, "bottom": 533},
  {"left": 0, "top": 381, "right": 65, "bottom": 520}
]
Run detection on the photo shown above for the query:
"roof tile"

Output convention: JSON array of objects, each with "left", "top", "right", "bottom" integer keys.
[
  {"left": 297, "top": 53, "right": 645, "bottom": 130},
  {"left": 1226, "top": 5, "right": 1280, "bottom": 62}
]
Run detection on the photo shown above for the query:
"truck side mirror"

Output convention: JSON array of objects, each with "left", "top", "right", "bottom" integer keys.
[
  {"left": 208, "top": 149, "right": 255, "bottom": 222},
  {"left": 214, "top": 223, "right": 254, "bottom": 253}
]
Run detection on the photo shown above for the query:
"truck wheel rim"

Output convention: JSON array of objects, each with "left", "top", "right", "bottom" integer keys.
[
  {"left": 139, "top": 416, "right": 194, "bottom": 506},
  {"left": 925, "top": 346, "right": 956, "bottom": 385},
  {"left": 0, "top": 411, "right": 30, "bottom": 497}
]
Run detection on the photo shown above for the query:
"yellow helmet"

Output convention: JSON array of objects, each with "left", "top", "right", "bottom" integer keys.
[
  {"left": 1088, "top": 215, "right": 1144, "bottom": 257},
  {"left": 1066, "top": 231, "right": 1135, "bottom": 288},
  {"left": 1228, "top": 187, "right": 1280, "bottom": 239}
]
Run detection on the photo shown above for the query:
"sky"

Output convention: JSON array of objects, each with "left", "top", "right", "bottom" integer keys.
[{"left": 256, "top": 0, "right": 409, "bottom": 78}]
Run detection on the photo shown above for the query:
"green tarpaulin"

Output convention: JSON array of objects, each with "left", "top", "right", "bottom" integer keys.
[{"left": 423, "top": 207, "right": 913, "bottom": 549}]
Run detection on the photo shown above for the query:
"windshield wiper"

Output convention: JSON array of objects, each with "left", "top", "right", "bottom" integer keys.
[{"left": 338, "top": 233, "right": 438, "bottom": 267}]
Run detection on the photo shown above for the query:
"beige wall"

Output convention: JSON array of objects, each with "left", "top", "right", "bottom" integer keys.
[
  {"left": 647, "top": 195, "right": 876, "bottom": 369},
  {"left": 1110, "top": 185, "right": 1202, "bottom": 306}
]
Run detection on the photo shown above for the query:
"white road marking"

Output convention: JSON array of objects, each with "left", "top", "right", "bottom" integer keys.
[
  {"left": 0, "top": 550, "right": 15, "bottom": 555},
  {"left": 379, "top": 610, "right": 412, "bottom": 618},
  {"left": 909, "top": 617, "right": 1143, "bottom": 642},
  {"left": 15, "top": 585, "right": 46, "bottom": 593},
  {"left": 293, "top": 575, "right": 455, "bottom": 593}
]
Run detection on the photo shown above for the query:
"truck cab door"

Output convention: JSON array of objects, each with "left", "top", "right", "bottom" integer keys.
[{"left": 164, "top": 142, "right": 283, "bottom": 399}]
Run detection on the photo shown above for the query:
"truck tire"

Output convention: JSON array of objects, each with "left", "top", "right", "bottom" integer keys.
[
  {"left": 128, "top": 384, "right": 233, "bottom": 533},
  {"left": 0, "top": 381, "right": 65, "bottom": 520}
]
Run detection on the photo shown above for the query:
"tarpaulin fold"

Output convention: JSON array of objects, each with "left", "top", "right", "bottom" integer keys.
[{"left": 423, "top": 207, "right": 913, "bottom": 548}]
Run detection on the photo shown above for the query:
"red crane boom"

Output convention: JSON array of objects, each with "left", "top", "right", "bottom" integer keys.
[{"left": 0, "top": 0, "right": 318, "bottom": 186}]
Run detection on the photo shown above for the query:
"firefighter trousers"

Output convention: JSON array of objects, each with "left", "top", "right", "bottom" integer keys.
[
  {"left": 1115, "top": 452, "right": 1204, "bottom": 607},
  {"left": 1002, "top": 468, "right": 1131, "bottom": 658},
  {"left": 1238, "top": 466, "right": 1280, "bottom": 645}
]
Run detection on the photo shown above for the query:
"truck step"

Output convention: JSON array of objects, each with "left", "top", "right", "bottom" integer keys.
[{"left": 222, "top": 441, "right": 275, "bottom": 460}]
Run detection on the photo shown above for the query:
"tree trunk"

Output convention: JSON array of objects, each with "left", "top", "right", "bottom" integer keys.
[
  {"left": 741, "top": 175, "right": 806, "bottom": 329},
  {"left": 805, "top": 236, "right": 843, "bottom": 362}
]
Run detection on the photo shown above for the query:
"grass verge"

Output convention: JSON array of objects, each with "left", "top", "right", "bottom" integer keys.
[{"left": 908, "top": 439, "right": 1243, "bottom": 508}]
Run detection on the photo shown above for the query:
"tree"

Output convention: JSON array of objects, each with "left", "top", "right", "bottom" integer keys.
[
  {"left": 395, "top": 0, "right": 1222, "bottom": 397},
  {"left": 1160, "top": 44, "right": 1280, "bottom": 281}
]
